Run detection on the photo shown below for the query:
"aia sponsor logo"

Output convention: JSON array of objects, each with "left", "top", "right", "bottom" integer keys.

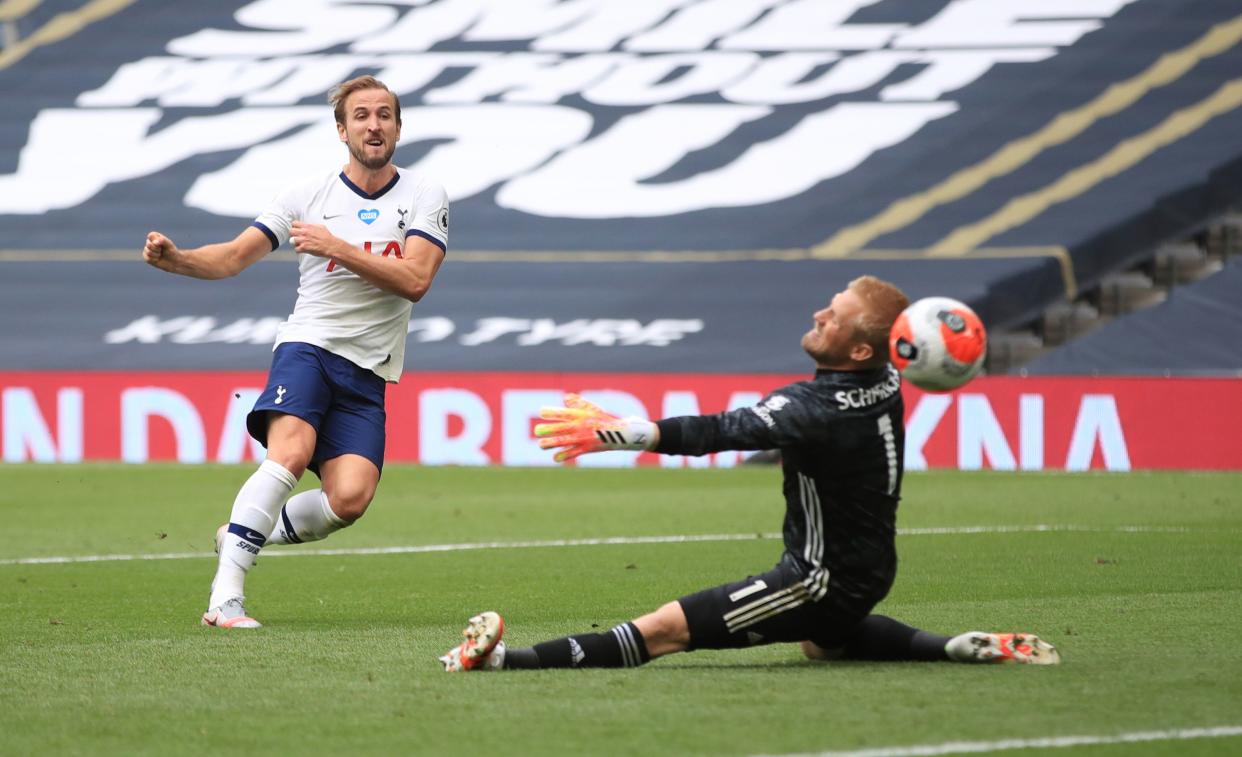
[{"left": 326, "top": 240, "right": 402, "bottom": 272}]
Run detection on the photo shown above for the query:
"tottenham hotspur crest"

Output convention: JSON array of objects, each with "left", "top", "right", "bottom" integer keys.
[{"left": 397, "top": 207, "right": 408, "bottom": 230}]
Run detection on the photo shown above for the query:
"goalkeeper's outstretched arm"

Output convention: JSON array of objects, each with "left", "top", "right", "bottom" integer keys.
[{"left": 535, "top": 388, "right": 832, "bottom": 462}]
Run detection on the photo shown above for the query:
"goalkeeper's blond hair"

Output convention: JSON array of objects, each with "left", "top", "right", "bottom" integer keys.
[{"left": 847, "top": 275, "right": 910, "bottom": 368}]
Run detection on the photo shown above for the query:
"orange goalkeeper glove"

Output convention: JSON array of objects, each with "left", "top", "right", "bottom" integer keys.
[{"left": 534, "top": 393, "right": 658, "bottom": 463}]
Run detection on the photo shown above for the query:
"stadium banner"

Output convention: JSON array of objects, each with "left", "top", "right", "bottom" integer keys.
[
  {"left": 1, "top": 372, "right": 1238, "bottom": 470},
  {"left": 0, "top": 0, "right": 1156, "bottom": 250}
]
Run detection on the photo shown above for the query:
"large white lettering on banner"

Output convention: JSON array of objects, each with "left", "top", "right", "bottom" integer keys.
[
  {"left": 0, "top": 0, "right": 1137, "bottom": 218},
  {"left": 2, "top": 382, "right": 1133, "bottom": 470}
]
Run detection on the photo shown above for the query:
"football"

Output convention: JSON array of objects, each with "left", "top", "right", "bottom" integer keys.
[{"left": 889, "top": 297, "right": 987, "bottom": 392}]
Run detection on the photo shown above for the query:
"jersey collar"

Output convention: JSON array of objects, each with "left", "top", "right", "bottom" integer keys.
[
  {"left": 815, "top": 364, "right": 895, "bottom": 383},
  {"left": 339, "top": 170, "right": 401, "bottom": 200}
]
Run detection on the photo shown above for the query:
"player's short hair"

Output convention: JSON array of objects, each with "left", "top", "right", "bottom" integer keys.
[
  {"left": 329, "top": 76, "right": 402, "bottom": 126},
  {"left": 848, "top": 275, "right": 910, "bottom": 367}
]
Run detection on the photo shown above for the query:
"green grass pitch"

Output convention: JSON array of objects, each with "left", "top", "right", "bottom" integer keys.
[{"left": 2, "top": 465, "right": 1240, "bottom": 756}]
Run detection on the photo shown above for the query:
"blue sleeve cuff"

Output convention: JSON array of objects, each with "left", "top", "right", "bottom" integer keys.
[
  {"left": 406, "top": 228, "right": 447, "bottom": 254},
  {"left": 252, "top": 221, "right": 279, "bottom": 251}
]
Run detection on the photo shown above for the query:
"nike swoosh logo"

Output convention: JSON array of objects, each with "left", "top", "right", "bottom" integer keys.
[
  {"left": 245, "top": 531, "right": 264, "bottom": 542},
  {"left": 323, "top": 213, "right": 342, "bottom": 220}
]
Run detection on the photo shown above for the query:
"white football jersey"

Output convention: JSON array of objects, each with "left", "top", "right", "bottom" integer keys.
[{"left": 252, "top": 167, "right": 448, "bottom": 382}]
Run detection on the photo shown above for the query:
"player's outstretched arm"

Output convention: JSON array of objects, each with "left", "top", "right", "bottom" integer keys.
[
  {"left": 143, "top": 227, "right": 272, "bottom": 280},
  {"left": 534, "top": 393, "right": 660, "bottom": 462}
]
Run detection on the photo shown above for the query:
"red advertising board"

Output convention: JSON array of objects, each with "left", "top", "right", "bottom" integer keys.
[{"left": 1, "top": 372, "right": 1238, "bottom": 470}]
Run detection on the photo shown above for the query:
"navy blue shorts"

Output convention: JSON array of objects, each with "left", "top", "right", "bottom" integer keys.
[{"left": 246, "top": 342, "right": 387, "bottom": 475}]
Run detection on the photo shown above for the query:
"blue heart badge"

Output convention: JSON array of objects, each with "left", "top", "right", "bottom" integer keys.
[{"left": 358, "top": 208, "right": 379, "bottom": 224}]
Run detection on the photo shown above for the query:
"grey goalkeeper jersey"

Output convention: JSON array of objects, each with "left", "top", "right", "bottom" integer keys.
[{"left": 655, "top": 365, "right": 905, "bottom": 602}]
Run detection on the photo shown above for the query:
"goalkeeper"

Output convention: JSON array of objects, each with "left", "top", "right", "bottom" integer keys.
[{"left": 440, "top": 276, "right": 1060, "bottom": 671}]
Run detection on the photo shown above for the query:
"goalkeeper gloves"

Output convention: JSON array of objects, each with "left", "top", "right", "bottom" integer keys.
[{"left": 534, "top": 393, "right": 658, "bottom": 463}]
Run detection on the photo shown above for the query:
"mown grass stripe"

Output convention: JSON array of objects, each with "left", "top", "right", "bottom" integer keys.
[{"left": 0, "top": 524, "right": 1200, "bottom": 566}]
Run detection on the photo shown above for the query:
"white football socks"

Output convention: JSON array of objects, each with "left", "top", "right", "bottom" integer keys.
[
  {"left": 208, "top": 459, "right": 298, "bottom": 609},
  {"left": 266, "top": 489, "right": 350, "bottom": 545}
]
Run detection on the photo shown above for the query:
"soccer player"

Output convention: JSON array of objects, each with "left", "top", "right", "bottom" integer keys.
[
  {"left": 143, "top": 76, "right": 449, "bottom": 629},
  {"left": 440, "top": 276, "right": 1060, "bottom": 670}
]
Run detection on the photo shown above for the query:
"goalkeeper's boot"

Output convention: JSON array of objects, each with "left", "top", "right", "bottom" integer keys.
[
  {"left": 201, "top": 597, "right": 262, "bottom": 629},
  {"left": 439, "top": 612, "right": 506, "bottom": 671},
  {"left": 946, "top": 632, "right": 1060, "bottom": 665}
]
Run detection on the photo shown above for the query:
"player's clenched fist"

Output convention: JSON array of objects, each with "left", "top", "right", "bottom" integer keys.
[
  {"left": 290, "top": 221, "right": 341, "bottom": 258},
  {"left": 143, "top": 231, "right": 178, "bottom": 269}
]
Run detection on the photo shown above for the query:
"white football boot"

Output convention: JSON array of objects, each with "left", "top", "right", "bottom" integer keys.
[
  {"left": 946, "top": 632, "right": 1061, "bottom": 665},
  {"left": 439, "top": 612, "right": 506, "bottom": 671},
  {"left": 201, "top": 597, "right": 262, "bottom": 629}
]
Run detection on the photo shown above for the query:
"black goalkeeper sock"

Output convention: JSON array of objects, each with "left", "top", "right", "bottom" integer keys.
[
  {"left": 840, "top": 615, "right": 951, "bottom": 662},
  {"left": 502, "top": 623, "right": 651, "bottom": 669}
]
